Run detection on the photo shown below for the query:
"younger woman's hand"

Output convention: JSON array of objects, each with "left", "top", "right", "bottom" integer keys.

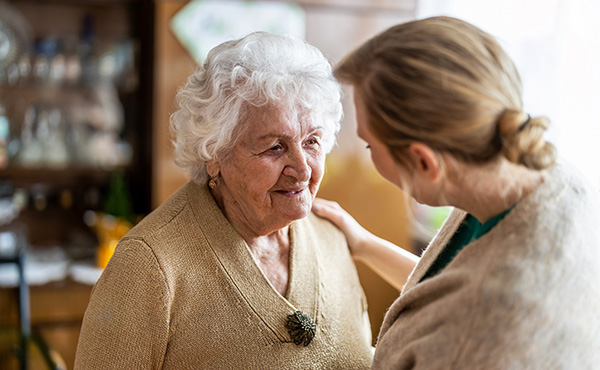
[
  {"left": 313, "top": 197, "right": 418, "bottom": 290},
  {"left": 312, "top": 198, "right": 371, "bottom": 258}
]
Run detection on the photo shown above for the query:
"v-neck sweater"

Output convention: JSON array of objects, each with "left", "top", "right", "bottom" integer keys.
[
  {"left": 372, "top": 160, "right": 600, "bottom": 369},
  {"left": 420, "top": 208, "right": 512, "bottom": 281},
  {"left": 75, "top": 182, "right": 373, "bottom": 369}
]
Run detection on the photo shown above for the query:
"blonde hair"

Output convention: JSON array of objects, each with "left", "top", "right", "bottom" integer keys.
[{"left": 335, "top": 16, "right": 556, "bottom": 170}]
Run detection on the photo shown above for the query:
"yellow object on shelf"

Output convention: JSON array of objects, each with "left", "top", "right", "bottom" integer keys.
[
  {"left": 84, "top": 210, "right": 132, "bottom": 269},
  {"left": 97, "top": 239, "right": 119, "bottom": 269}
]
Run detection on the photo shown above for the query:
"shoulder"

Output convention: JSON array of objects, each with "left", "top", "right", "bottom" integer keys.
[
  {"left": 517, "top": 160, "right": 600, "bottom": 247},
  {"left": 537, "top": 159, "right": 600, "bottom": 213},
  {"left": 296, "top": 211, "right": 354, "bottom": 265},
  {"left": 125, "top": 181, "right": 220, "bottom": 250},
  {"left": 115, "top": 181, "right": 224, "bottom": 277},
  {"left": 453, "top": 161, "right": 600, "bottom": 365},
  {"left": 303, "top": 210, "right": 347, "bottom": 240},
  {"left": 127, "top": 182, "right": 195, "bottom": 239}
]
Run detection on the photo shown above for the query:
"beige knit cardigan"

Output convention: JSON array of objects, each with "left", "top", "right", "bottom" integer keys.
[
  {"left": 75, "top": 182, "right": 373, "bottom": 369},
  {"left": 372, "top": 161, "right": 600, "bottom": 369}
]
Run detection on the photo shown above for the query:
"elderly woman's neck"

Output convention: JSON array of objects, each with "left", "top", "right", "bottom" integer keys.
[
  {"left": 245, "top": 227, "right": 291, "bottom": 297},
  {"left": 445, "top": 157, "right": 545, "bottom": 224},
  {"left": 210, "top": 184, "right": 292, "bottom": 295},
  {"left": 231, "top": 219, "right": 292, "bottom": 297}
]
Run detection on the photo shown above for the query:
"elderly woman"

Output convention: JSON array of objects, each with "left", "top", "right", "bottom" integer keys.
[
  {"left": 74, "top": 32, "right": 373, "bottom": 369},
  {"left": 314, "top": 16, "right": 600, "bottom": 369}
]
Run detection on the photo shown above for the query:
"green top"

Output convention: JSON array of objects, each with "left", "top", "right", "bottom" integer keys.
[{"left": 420, "top": 207, "right": 512, "bottom": 282}]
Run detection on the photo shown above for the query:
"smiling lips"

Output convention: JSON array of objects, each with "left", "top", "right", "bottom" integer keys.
[{"left": 275, "top": 188, "right": 306, "bottom": 197}]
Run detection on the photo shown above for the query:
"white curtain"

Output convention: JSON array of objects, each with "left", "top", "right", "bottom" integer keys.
[{"left": 418, "top": 0, "right": 600, "bottom": 189}]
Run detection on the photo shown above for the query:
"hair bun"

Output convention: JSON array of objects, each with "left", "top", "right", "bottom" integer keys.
[{"left": 498, "top": 109, "right": 557, "bottom": 170}]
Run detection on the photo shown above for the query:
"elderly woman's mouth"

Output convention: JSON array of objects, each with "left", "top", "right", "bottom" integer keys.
[{"left": 275, "top": 188, "right": 306, "bottom": 197}]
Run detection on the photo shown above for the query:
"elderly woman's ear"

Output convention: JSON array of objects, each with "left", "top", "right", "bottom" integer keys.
[{"left": 206, "top": 161, "right": 220, "bottom": 179}]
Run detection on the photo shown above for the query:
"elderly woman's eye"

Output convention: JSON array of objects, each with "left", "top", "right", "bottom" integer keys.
[
  {"left": 305, "top": 137, "right": 320, "bottom": 146},
  {"left": 269, "top": 143, "right": 283, "bottom": 151}
]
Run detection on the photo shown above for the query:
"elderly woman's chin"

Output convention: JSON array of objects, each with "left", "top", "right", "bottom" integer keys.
[{"left": 270, "top": 188, "right": 315, "bottom": 225}]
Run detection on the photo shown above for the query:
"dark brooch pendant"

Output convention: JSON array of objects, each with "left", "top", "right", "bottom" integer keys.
[{"left": 285, "top": 310, "right": 315, "bottom": 346}]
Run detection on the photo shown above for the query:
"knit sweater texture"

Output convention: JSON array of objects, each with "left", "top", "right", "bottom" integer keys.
[
  {"left": 372, "top": 161, "right": 600, "bottom": 369},
  {"left": 75, "top": 181, "right": 373, "bottom": 369}
]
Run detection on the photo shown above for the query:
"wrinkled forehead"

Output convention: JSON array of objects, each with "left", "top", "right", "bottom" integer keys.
[{"left": 238, "top": 101, "right": 321, "bottom": 135}]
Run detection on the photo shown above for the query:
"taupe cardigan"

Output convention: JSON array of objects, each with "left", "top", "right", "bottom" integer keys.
[
  {"left": 373, "top": 161, "right": 600, "bottom": 369},
  {"left": 75, "top": 182, "right": 373, "bottom": 369}
]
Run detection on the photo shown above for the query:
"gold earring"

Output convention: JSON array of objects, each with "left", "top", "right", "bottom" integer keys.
[{"left": 208, "top": 178, "right": 217, "bottom": 189}]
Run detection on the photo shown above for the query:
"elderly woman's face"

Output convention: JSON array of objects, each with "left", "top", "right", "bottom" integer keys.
[{"left": 216, "top": 103, "right": 326, "bottom": 235}]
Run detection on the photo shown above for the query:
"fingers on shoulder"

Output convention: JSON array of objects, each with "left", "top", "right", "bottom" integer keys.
[
  {"left": 312, "top": 198, "right": 346, "bottom": 222},
  {"left": 313, "top": 197, "right": 344, "bottom": 211}
]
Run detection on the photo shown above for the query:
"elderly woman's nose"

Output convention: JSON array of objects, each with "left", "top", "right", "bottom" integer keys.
[{"left": 283, "top": 148, "right": 311, "bottom": 182}]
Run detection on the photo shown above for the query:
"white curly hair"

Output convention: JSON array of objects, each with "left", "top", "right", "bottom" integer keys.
[{"left": 170, "top": 31, "right": 343, "bottom": 184}]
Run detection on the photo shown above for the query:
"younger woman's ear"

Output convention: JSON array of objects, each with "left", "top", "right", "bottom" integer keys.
[{"left": 407, "top": 143, "right": 441, "bottom": 182}]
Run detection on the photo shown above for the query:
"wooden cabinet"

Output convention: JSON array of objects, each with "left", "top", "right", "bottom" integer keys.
[
  {"left": 0, "top": 1, "right": 154, "bottom": 369},
  {"left": 0, "top": 280, "right": 92, "bottom": 369},
  {"left": 0, "top": 0, "right": 155, "bottom": 241}
]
